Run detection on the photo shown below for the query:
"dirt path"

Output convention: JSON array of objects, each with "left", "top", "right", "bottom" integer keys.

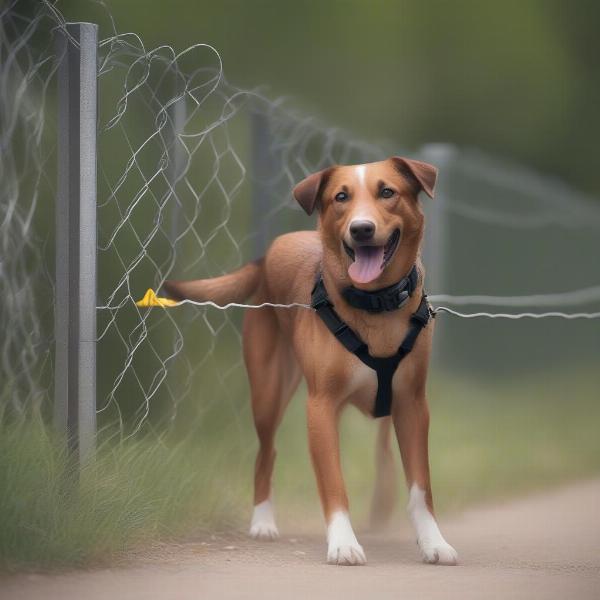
[{"left": 3, "top": 480, "right": 599, "bottom": 600}]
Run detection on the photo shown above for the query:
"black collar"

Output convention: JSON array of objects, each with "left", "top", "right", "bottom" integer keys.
[{"left": 341, "top": 265, "right": 419, "bottom": 313}]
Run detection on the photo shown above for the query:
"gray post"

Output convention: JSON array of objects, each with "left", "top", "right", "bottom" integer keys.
[
  {"left": 419, "top": 144, "right": 454, "bottom": 296},
  {"left": 419, "top": 144, "right": 454, "bottom": 364},
  {"left": 167, "top": 85, "right": 186, "bottom": 246},
  {"left": 250, "top": 111, "right": 277, "bottom": 258},
  {"left": 166, "top": 83, "right": 186, "bottom": 374},
  {"left": 54, "top": 23, "right": 98, "bottom": 465}
]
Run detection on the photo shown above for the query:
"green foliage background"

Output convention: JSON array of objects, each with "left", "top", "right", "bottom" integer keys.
[{"left": 59, "top": 0, "right": 600, "bottom": 197}]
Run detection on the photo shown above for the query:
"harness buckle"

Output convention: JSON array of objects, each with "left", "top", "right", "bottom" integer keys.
[
  {"left": 411, "top": 303, "right": 431, "bottom": 326},
  {"left": 334, "top": 323, "right": 365, "bottom": 353},
  {"left": 389, "top": 290, "right": 409, "bottom": 311},
  {"left": 312, "top": 296, "right": 331, "bottom": 311},
  {"left": 333, "top": 322, "right": 349, "bottom": 337},
  {"left": 311, "top": 279, "right": 332, "bottom": 311}
]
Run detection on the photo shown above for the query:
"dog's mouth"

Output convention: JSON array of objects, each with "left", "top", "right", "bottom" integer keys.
[{"left": 343, "top": 228, "right": 401, "bottom": 284}]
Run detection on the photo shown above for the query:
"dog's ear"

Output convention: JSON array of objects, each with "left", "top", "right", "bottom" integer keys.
[
  {"left": 292, "top": 167, "right": 333, "bottom": 215},
  {"left": 391, "top": 157, "right": 438, "bottom": 199}
]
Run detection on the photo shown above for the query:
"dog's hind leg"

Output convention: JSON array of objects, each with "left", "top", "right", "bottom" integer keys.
[
  {"left": 243, "top": 308, "right": 300, "bottom": 541},
  {"left": 369, "top": 416, "right": 398, "bottom": 531}
]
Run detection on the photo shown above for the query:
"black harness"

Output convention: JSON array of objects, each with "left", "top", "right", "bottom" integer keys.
[{"left": 311, "top": 266, "right": 432, "bottom": 418}]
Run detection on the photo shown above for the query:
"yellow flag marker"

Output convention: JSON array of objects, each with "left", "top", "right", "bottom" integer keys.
[{"left": 135, "top": 288, "right": 179, "bottom": 308}]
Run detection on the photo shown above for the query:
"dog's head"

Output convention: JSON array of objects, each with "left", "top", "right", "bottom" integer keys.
[{"left": 293, "top": 157, "right": 437, "bottom": 286}]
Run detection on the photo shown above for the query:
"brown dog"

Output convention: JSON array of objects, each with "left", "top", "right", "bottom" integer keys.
[{"left": 164, "top": 157, "right": 457, "bottom": 566}]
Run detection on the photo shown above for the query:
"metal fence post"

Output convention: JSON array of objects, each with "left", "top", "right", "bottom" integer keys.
[
  {"left": 167, "top": 83, "right": 186, "bottom": 247},
  {"left": 54, "top": 23, "right": 98, "bottom": 465},
  {"left": 165, "top": 82, "right": 187, "bottom": 377},
  {"left": 250, "top": 111, "right": 278, "bottom": 258},
  {"left": 419, "top": 144, "right": 454, "bottom": 364},
  {"left": 420, "top": 144, "right": 454, "bottom": 296}
]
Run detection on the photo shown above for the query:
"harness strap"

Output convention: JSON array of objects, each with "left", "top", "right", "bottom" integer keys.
[
  {"left": 311, "top": 278, "right": 366, "bottom": 354},
  {"left": 311, "top": 275, "right": 431, "bottom": 418}
]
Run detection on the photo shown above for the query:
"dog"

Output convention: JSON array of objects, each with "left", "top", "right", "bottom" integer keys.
[{"left": 164, "top": 157, "right": 458, "bottom": 566}]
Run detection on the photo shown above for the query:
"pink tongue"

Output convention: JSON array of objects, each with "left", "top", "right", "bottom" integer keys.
[{"left": 348, "top": 246, "right": 384, "bottom": 284}]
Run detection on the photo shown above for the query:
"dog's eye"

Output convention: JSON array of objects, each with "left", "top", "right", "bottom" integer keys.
[
  {"left": 380, "top": 187, "right": 395, "bottom": 199},
  {"left": 335, "top": 191, "right": 349, "bottom": 202}
]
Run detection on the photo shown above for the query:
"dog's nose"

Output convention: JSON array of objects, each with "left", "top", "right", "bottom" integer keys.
[{"left": 349, "top": 220, "right": 376, "bottom": 242}]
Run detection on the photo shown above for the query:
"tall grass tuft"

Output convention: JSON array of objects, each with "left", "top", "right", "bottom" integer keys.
[{"left": 0, "top": 417, "right": 248, "bottom": 571}]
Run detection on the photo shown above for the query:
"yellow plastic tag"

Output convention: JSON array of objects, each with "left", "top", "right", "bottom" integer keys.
[{"left": 135, "top": 288, "right": 179, "bottom": 308}]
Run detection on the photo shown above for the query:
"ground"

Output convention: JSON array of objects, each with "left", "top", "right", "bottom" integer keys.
[{"left": 2, "top": 479, "right": 599, "bottom": 600}]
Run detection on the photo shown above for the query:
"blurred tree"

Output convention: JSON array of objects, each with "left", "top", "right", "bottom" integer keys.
[{"left": 56, "top": 0, "right": 600, "bottom": 196}]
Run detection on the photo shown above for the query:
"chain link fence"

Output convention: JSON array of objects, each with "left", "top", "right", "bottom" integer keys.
[{"left": 1, "top": 0, "right": 599, "bottom": 451}]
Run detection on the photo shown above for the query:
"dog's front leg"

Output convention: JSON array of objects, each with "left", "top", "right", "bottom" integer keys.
[
  {"left": 307, "top": 395, "right": 366, "bottom": 566},
  {"left": 393, "top": 394, "right": 458, "bottom": 565}
]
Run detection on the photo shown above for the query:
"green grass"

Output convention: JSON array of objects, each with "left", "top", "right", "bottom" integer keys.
[
  {"left": 0, "top": 421, "right": 248, "bottom": 571},
  {"left": 1, "top": 367, "right": 599, "bottom": 571}
]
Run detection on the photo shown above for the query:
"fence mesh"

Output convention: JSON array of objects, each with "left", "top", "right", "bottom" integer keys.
[
  {"left": 1, "top": 0, "right": 599, "bottom": 437},
  {"left": 0, "top": 1, "right": 58, "bottom": 418}
]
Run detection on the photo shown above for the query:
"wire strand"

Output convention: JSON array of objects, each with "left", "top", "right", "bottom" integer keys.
[
  {"left": 433, "top": 307, "right": 600, "bottom": 320},
  {"left": 98, "top": 295, "right": 600, "bottom": 319}
]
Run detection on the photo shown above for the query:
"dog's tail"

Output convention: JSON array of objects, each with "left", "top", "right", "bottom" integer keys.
[{"left": 163, "top": 258, "right": 264, "bottom": 306}]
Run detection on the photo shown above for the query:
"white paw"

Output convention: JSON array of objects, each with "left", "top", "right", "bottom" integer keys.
[
  {"left": 408, "top": 485, "right": 458, "bottom": 565},
  {"left": 326, "top": 511, "right": 367, "bottom": 566},
  {"left": 327, "top": 541, "right": 367, "bottom": 565},
  {"left": 249, "top": 520, "right": 279, "bottom": 541},
  {"left": 417, "top": 538, "right": 458, "bottom": 565},
  {"left": 249, "top": 499, "right": 279, "bottom": 541}
]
